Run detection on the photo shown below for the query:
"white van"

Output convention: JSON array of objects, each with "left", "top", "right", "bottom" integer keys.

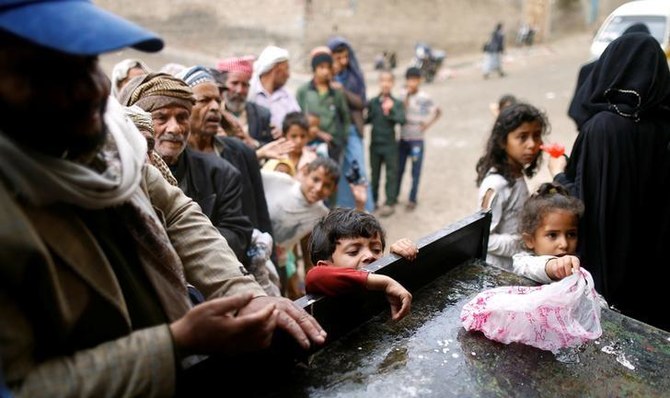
[{"left": 590, "top": 0, "right": 670, "bottom": 59}]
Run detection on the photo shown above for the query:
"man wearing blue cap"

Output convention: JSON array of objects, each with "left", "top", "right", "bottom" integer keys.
[{"left": 0, "top": 1, "right": 326, "bottom": 396}]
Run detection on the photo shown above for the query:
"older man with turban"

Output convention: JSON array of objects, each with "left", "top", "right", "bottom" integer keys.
[
  {"left": 248, "top": 45, "right": 302, "bottom": 133},
  {"left": 119, "top": 72, "right": 254, "bottom": 263},
  {"left": 123, "top": 104, "right": 179, "bottom": 186},
  {"left": 217, "top": 56, "right": 274, "bottom": 147},
  {"left": 175, "top": 65, "right": 280, "bottom": 296}
]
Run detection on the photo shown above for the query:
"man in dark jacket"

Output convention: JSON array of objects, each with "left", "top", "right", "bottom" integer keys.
[
  {"left": 175, "top": 66, "right": 279, "bottom": 295},
  {"left": 119, "top": 72, "right": 253, "bottom": 262}
]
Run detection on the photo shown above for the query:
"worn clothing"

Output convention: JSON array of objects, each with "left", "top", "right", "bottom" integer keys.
[
  {"left": 171, "top": 147, "right": 253, "bottom": 263},
  {"left": 335, "top": 126, "right": 375, "bottom": 211},
  {"left": 367, "top": 94, "right": 405, "bottom": 147},
  {"left": 0, "top": 100, "right": 264, "bottom": 396},
  {"left": 261, "top": 170, "right": 329, "bottom": 250},
  {"left": 398, "top": 139, "right": 424, "bottom": 204},
  {"left": 483, "top": 26, "right": 505, "bottom": 76},
  {"left": 371, "top": 145, "right": 399, "bottom": 206},
  {"left": 233, "top": 101, "right": 273, "bottom": 146},
  {"left": 400, "top": 89, "right": 437, "bottom": 141},
  {"left": 367, "top": 94, "right": 405, "bottom": 205},
  {"left": 305, "top": 266, "right": 369, "bottom": 296},
  {"left": 248, "top": 77, "right": 301, "bottom": 130},
  {"left": 555, "top": 33, "right": 670, "bottom": 330},
  {"left": 397, "top": 89, "right": 436, "bottom": 205},
  {"left": 296, "top": 80, "right": 350, "bottom": 161},
  {"left": 512, "top": 252, "right": 554, "bottom": 284},
  {"left": 214, "top": 136, "right": 274, "bottom": 243},
  {"left": 477, "top": 172, "right": 526, "bottom": 271}
]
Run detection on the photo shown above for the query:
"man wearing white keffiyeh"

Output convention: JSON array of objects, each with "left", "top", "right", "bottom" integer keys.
[{"left": 0, "top": 1, "right": 326, "bottom": 396}]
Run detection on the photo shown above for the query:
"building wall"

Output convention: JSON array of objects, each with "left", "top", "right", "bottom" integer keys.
[{"left": 98, "top": 0, "right": 606, "bottom": 71}]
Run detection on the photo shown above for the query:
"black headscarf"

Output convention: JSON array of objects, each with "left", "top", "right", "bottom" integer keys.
[
  {"left": 556, "top": 33, "right": 670, "bottom": 331},
  {"left": 567, "top": 23, "right": 653, "bottom": 130}
]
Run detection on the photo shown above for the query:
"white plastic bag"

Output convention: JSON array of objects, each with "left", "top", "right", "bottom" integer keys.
[{"left": 460, "top": 268, "right": 602, "bottom": 353}]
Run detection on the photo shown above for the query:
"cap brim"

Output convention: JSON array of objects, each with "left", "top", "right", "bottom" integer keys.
[{"left": 0, "top": 0, "right": 163, "bottom": 55}]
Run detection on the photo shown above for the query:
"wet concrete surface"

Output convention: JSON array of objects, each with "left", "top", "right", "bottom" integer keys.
[{"left": 277, "top": 262, "right": 670, "bottom": 397}]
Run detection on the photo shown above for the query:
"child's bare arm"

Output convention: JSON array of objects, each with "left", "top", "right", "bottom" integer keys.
[
  {"left": 366, "top": 274, "right": 412, "bottom": 321},
  {"left": 389, "top": 238, "right": 418, "bottom": 261},
  {"left": 545, "top": 255, "right": 581, "bottom": 281}
]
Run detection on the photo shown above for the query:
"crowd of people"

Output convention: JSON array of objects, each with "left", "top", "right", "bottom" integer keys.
[{"left": 1, "top": 0, "right": 669, "bottom": 396}]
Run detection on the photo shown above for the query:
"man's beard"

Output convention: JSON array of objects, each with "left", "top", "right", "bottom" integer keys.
[
  {"left": 0, "top": 97, "right": 108, "bottom": 161},
  {"left": 225, "top": 93, "right": 246, "bottom": 113}
]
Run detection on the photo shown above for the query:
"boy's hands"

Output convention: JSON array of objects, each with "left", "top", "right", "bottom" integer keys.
[
  {"left": 382, "top": 96, "right": 393, "bottom": 115},
  {"left": 367, "top": 274, "right": 412, "bottom": 321},
  {"left": 349, "top": 182, "right": 368, "bottom": 211},
  {"left": 545, "top": 255, "right": 581, "bottom": 281},
  {"left": 390, "top": 238, "right": 418, "bottom": 261}
]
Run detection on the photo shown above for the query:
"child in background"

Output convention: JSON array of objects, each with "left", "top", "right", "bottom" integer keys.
[
  {"left": 263, "top": 156, "right": 340, "bottom": 298},
  {"left": 296, "top": 47, "right": 350, "bottom": 163},
  {"left": 282, "top": 111, "right": 317, "bottom": 174},
  {"left": 489, "top": 93, "right": 518, "bottom": 118},
  {"left": 305, "top": 207, "right": 418, "bottom": 321},
  {"left": 475, "top": 102, "right": 549, "bottom": 271},
  {"left": 398, "top": 66, "right": 441, "bottom": 211},
  {"left": 366, "top": 70, "right": 406, "bottom": 217},
  {"left": 513, "top": 182, "right": 584, "bottom": 283}
]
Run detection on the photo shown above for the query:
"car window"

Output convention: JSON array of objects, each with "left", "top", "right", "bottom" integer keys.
[{"left": 598, "top": 15, "right": 667, "bottom": 44}]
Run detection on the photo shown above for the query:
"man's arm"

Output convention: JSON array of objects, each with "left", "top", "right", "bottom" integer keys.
[{"left": 143, "top": 164, "right": 265, "bottom": 299}]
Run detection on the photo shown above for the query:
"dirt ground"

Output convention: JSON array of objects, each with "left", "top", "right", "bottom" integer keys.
[
  {"left": 101, "top": 31, "right": 593, "bottom": 247},
  {"left": 347, "top": 33, "right": 592, "bottom": 246}
]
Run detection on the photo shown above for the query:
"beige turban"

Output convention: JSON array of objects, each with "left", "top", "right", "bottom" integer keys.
[
  {"left": 117, "top": 72, "right": 195, "bottom": 112},
  {"left": 123, "top": 105, "right": 153, "bottom": 134}
]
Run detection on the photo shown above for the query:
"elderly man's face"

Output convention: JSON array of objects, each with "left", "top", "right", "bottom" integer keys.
[
  {"left": 151, "top": 105, "right": 191, "bottom": 165},
  {"left": 190, "top": 82, "right": 222, "bottom": 137},
  {"left": 0, "top": 33, "right": 110, "bottom": 159},
  {"left": 273, "top": 61, "right": 290, "bottom": 89},
  {"left": 224, "top": 71, "right": 250, "bottom": 113}
]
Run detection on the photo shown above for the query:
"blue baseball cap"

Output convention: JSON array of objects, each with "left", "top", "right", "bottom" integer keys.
[{"left": 0, "top": 0, "right": 163, "bottom": 55}]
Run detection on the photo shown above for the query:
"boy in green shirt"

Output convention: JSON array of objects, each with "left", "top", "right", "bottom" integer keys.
[{"left": 366, "top": 70, "right": 406, "bottom": 216}]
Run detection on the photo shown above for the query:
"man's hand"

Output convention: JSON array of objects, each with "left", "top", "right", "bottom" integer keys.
[
  {"left": 545, "top": 255, "right": 581, "bottom": 281},
  {"left": 238, "top": 296, "right": 327, "bottom": 350},
  {"left": 169, "top": 292, "right": 278, "bottom": 357},
  {"left": 390, "top": 238, "right": 418, "bottom": 261}
]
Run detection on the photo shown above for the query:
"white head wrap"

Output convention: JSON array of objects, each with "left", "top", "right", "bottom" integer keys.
[{"left": 253, "top": 45, "right": 289, "bottom": 77}]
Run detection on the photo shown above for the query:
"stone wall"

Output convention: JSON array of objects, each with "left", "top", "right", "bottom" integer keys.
[{"left": 97, "top": 0, "right": 620, "bottom": 71}]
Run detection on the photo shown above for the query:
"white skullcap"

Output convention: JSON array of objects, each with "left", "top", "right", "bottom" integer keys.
[{"left": 254, "top": 45, "right": 289, "bottom": 76}]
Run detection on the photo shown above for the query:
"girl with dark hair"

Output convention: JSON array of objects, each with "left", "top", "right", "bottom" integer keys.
[
  {"left": 476, "top": 102, "right": 549, "bottom": 271},
  {"left": 513, "top": 182, "right": 584, "bottom": 283}
]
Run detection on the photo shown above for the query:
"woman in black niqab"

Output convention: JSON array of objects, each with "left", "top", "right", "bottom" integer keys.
[{"left": 554, "top": 33, "right": 670, "bottom": 331}]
